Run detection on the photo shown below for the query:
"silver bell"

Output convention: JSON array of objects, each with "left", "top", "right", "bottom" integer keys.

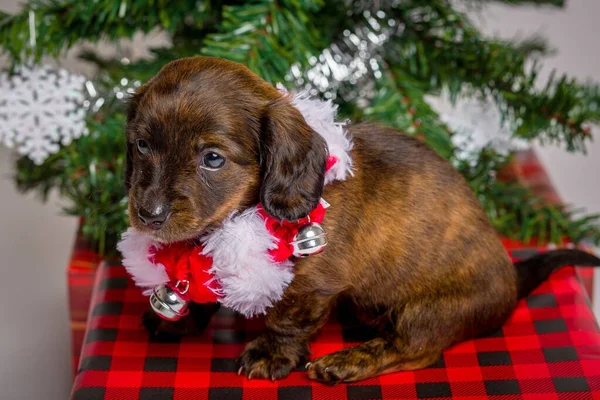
[
  {"left": 291, "top": 222, "right": 328, "bottom": 258},
  {"left": 149, "top": 281, "right": 190, "bottom": 321}
]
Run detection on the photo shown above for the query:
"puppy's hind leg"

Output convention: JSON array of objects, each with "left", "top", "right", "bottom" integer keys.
[
  {"left": 307, "top": 294, "right": 510, "bottom": 384},
  {"left": 306, "top": 334, "right": 443, "bottom": 384}
]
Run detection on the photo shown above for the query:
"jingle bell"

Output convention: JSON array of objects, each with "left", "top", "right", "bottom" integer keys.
[
  {"left": 290, "top": 222, "right": 328, "bottom": 258},
  {"left": 149, "top": 281, "right": 191, "bottom": 321}
]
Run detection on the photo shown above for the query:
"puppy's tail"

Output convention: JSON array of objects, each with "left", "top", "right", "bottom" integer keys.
[{"left": 515, "top": 249, "right": 600, "bottom": 298}]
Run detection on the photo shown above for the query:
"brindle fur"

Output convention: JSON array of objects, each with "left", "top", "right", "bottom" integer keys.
[{"left": 124, "top": 56, "right": 530, "bottom": 384}]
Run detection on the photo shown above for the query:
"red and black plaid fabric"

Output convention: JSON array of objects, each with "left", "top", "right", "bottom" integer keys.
[
  {"left": 71, "top": 243, "right": 600, "bottom": 400},
  {"left": 68, "top": 228, "right": 103, "bottom": 377}
]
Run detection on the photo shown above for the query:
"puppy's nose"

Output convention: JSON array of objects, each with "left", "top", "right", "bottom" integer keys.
[{"left": 137, "top": 205, "right": 170, "bottom": 229}]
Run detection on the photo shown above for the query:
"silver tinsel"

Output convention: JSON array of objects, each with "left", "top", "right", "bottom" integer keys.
[{"left": 287, "top": 10, "right": 397, "bottom": 105}]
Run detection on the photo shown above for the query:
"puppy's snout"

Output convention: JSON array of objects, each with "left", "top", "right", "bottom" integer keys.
[{"left": 137, "top": 203, "right": 171, "bottom": 229}]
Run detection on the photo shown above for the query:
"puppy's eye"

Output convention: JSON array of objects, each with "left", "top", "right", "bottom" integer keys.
[
  {"left": 201, "top": 152, "right": 226, "bottom": 170},
  {"left": 136, "top": 139, "right": 150, "bottom": 155}
]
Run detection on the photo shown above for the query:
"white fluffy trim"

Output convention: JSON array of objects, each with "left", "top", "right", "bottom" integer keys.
[
  {"left": 201, "top": 207, "right": 294, "bottom": 317},
  {"left": 117, "top": 89, "right": 352, "bottom": 317},
  {"left": 278, "top": 85, "right": 354, "bottom": 184},
  {"left": 116, "top": 228, "right": 169, "bottom": 295}
]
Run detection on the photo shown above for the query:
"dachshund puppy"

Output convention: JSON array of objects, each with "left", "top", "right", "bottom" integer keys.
[{"left": 125, "top": 56, "right": 600, "bottom": 384}]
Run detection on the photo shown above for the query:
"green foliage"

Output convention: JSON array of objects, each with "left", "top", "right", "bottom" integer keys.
[
  {"left": 361, "top": 69, "right": 455, "bottom": 159},
  {"left": 480, "top": 0, "right": 564, "bottom": 5},
  {"left": 15, "top": 112, "right": 129, "bottom": 256},
  {"left": 0, "top": 0, "right": 211, "bottom": 63},
  {"left": 483, "top": 180, "right": 600, "bottom": 245},
  {"left": 456, "top": 149, "right": 600, "bottom": 244},
  {"left": 2, "top": 0, "right": 600, "bottom": 254},
  {"left": 201, "top": 0, "right": 326, "bottom": 83},
  {"left": 380, "top": 1, "right": 598, "bottom": 151}
]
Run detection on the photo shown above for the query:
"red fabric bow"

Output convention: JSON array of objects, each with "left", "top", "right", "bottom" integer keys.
[
  {"left": 149, "top": 155, "right": 337, "bottom": 304},
  {"left": 150, "top": 242, "right": 218, "bottom": 303}
]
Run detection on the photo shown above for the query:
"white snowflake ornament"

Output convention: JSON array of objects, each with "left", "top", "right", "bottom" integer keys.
[
  {"left": 426, "top": 89, "right": 528, "bottom": 164},
  {"left": 0, "top": 64, "right": 89, "bottom": 164}
]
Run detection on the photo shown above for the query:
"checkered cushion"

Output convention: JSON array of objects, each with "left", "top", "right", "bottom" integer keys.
[{"left": 71, "top": 246, "right": 600, "bottom": 399}]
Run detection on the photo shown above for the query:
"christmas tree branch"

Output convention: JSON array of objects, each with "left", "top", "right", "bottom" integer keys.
[
  {"left": 474, "top": 0, "right": 563, "bottom": 6},
  {"left": 345, "top": 0, "right": 565, "bottom": 13},
  {"left": 493, "top": 67, "right": 600, "bottom": 152},
  {"left": 379, "top": 1, "right": 597, "bottom": 152},
  {"left": 5, "top": 0, "right": 600, "bottom": 252},
  {"left": 0, "top": 0, "right": 210, "bottom": 63},
  {"left": 200, "top": 0, "right": 327, "bottom": 83},
  {"left": 456, "top": 149, "right": 600, "bottom": 245},
  {"left": 481, "top": 180, "right": 600, "bottom": 245},
  {"left": 361, "top": 68, "right": 455, "bottom": 159},
  {"left": 78, "top": 46, "right": 189, "bottom": 83}
]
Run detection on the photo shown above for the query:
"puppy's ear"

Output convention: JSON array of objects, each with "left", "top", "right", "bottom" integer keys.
[{"left": 260, "top": 97, "right": 327, "bottom": 221}]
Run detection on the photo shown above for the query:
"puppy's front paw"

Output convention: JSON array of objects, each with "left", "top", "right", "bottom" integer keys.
[
  {"left": 142, "top": 302, "right": 219, "bottom": 342},
  {"left": 237, "top": 335, "right": 306, "bottom": 381},
  {"left": 141, "top": 310, "right": 193, "bottom": 342}
]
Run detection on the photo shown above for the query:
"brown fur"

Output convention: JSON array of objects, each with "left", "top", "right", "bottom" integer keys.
[{"left": 127, "top": 56, "right": 518, "bottom": 384}]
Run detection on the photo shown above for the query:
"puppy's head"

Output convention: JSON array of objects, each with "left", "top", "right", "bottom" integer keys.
[{"left": 125, "top": 57, "right": 327, "bottom": 243}]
